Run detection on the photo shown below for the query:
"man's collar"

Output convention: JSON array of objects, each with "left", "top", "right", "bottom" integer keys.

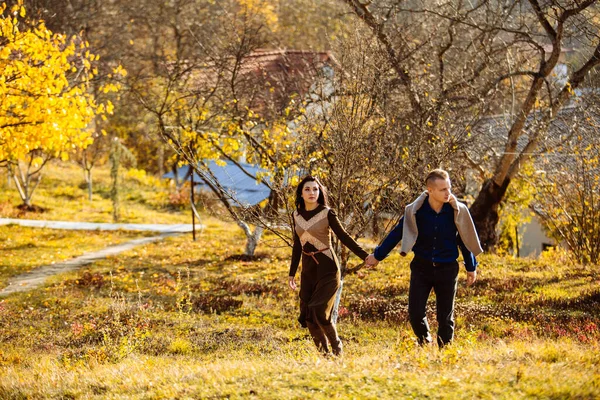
[{"left": 411, "top": 191, "right": 459, "bottom": 213}]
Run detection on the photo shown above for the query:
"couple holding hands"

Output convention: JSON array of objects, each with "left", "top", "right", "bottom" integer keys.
[{"left": 288, "top": 170, "right": 483, "bottom": 356}]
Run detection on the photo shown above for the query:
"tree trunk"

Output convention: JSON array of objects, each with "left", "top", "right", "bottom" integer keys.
[
  {"left": 10, "top": 166, "right": 38, "bottom": 208},
  {"left": 110, "top": 145, "right": 121, "bottom": 223},
  {"left": 237, "top": 220, "right": 264, "bottom": 256},
  {"left": 157, "top": 143, "right": 165, "bottom": 178},
  {"left": 85, "top": 169, "right": 93, "bottom": 201},
  {"left": 469, "top": 178, "right": 511, "bottom": 252},
  {"left": 244, "top": 225, "right": 264, "bottom": 256}
]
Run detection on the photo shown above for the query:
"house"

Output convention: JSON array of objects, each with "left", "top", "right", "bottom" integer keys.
[
  {"left": 182, "top": 48, "right": 338, "bottom": 119},
  {"left": 469, "top": 103, "right": 599, "bottom": 257},
  {"left": 164, "top": 49, "right": 337, "bottom": 207},
  {"left": 163, "top": 160, "right": 271, "bottom": 207}
]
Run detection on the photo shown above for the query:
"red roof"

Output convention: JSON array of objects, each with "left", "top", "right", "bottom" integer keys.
[{"left": 185, "top": 49, "right": 337, "bottom": 117}]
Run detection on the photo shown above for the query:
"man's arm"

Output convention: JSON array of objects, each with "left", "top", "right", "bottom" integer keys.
[
  {"left": 373, "top": 216, "right": 404, "bottom": 261},
  {"left": 458, "top": 235, "right": 477, "bottom": 286}
]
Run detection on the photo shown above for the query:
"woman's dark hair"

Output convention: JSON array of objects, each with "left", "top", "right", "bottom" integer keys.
[{"left": 295, "top": 175, "right": 329, "bottom": 211}]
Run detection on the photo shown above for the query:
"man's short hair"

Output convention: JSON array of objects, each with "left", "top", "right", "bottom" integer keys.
[{"left": 425, "top": 169, "right": 450, "bottom": 186}]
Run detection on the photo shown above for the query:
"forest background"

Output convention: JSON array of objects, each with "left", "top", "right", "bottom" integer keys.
[{"left": 0, "top": 0, "right": 599, "bottom": 398}]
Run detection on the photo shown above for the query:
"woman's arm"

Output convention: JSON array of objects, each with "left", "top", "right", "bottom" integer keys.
[
  {"left": 289, "top": 223, "right": 302, "bottom": 278},
  {"left": 328, "top": 209, "right": 369, "bottom": 260},
  {"left": 288, "top": 219, "right": 302, "bottom": 290}
]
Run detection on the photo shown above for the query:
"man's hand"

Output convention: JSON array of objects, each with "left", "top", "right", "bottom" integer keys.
[
  {"left": 466, "top": 270, "right": 477, "bottom": 287},
  {"left": 365, "top": 254, "right": 379, "bottom": 268},
  {"left": 288, "top": 276, "right": 297, "bottom": 291}
]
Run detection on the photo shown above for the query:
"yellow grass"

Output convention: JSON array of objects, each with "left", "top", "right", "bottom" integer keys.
[
  {"left": 0, "top": 162, "right": 598, "bottom": 398},
  {"left": 0, "top": 161, "right": 190, "bottom": 224},
  {"left": 0, "top": 225, "right": 145, "bottom": 287}
]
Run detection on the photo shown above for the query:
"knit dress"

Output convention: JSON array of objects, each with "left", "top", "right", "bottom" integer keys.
[{"left": 289, "top": 204, "right": 369, "bottom": 327}]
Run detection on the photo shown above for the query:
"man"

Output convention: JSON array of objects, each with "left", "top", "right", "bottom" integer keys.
[{"left": 366, "top": 169, "right": 483, "bottom": 347}]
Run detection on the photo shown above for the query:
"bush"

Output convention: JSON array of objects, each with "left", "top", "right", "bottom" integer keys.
[
  {"left": 191, "top": 295, "right": 243, "bottom": 314},
  {"left": 168, "top": 184, "right": 191, "bottom": 210}
]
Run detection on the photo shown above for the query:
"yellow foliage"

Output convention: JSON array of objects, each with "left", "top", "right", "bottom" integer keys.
[
  {"left": 237, "top": 0, "right": 279, "bottom": 32},
  {"left": 497, "top": 163, "right": 536, "bottom": 256},
  {"left": 0, "top": 3, "right": 122, "bottom": 163}
]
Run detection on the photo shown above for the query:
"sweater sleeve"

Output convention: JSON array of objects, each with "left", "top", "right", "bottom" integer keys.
[
  {"left": 289, "top": 220, "right": 302, "bottom": 277},
  {"left": 458, "top": 234, "right": 478, "bottom": 272},
  {"left": 328, "top": 209, "right": 369, "bottom": 260},
  {"left": 374, "top": 216, "right": 404, "bottom": 261}
]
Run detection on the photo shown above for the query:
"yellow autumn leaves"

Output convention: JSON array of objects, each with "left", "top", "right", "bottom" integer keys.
[
  {"left": 0, "top": 1, "right": 124, "bottom": 164},
  {"left": 237, "top": 0, "right": 279, "bottom": 32}
]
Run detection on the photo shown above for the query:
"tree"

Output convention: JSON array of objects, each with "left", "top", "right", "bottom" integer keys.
[
  {"left": 293, "top": 26, "right": 423, "bottom": 270},
  {"left": 22, "top": 0, "right": 169, "bottom": 176},
  {"left": 109, "top": 137, "right": 136, "bottom": 223},
  {"left": 530, "top": 99, "right": 600, "bottom": 264},
  {"left": 533, "top": 155, "right": 600, "bottom": 265},
  {"left": 339, "top": 0, "right": 600, "bottom": 251},
  {"left": 0, "top": 1, "right": 123, "bottom": 208},
  {"left": 468, "top": 1, "right": 600, "bottom": 250},
  {"left": 124, "top": 0, "right": 293, "bottom": 256},
  {"left": 72, "top": 127, "right": 110, "bottom": 201}
]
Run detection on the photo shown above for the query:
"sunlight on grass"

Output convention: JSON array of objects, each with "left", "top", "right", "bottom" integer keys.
[
  {"left": 0, "top": 164, "right": 598, "bottom": 398},
  {"left": 0, "top": 225, "right": 144, "bottom": 286},
  {"left": 0, "top": 161, "right": 190, "bottom": 224}
]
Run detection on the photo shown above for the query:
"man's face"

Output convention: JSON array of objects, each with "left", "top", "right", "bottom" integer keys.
[{"left": 427, "top": 178, "right": 452, "bottom": 203}]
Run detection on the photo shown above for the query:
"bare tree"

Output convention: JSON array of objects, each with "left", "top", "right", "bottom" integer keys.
[
  {"left": 294, "top": 27, "right": 422, "bottom": 270},
  {"left": 530, "top": 96, "right": 600, "bottom": 264},
  {"left": 339, "top": 0, "right": 600, "bottom": 250},
  {"left": 125, "top": 0, "right": 306, "bottom": 256},
  {"left": 72, "top": 127, "right": 110, "bottom": 201}
]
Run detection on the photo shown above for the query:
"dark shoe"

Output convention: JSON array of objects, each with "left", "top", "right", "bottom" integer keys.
[
  {"left": 322, "top": 324, "right": 343, "bottom": 356},
  {"left": 307, "top": 322, "right": 329, "bottom": 355},
  {"left": 437, "top": 336, "right": 452, "bottom": 349}
]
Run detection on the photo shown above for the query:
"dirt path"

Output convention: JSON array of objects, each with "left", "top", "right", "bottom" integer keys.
[
  {"left": 0, "top": 218, "right": 200, "bottom": 296},
  {"left": 0, "top": 217, "right": 195, "bottom": 232},
  {"left": 0, "top": 233, "right": 180, "bottom": 296}
]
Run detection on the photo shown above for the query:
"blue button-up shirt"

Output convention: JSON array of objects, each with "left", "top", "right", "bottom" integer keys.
[{"left": 374, "top": 200, "right": 477, "bottom": 271}]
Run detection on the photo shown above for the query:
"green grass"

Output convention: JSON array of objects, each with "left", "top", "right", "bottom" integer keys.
[
  {"left": 0, "top": 225, "right": 145, "bottom": 287},
  {"left": 0, "top": 161, "right": 190, "bottom": 224},
  {"left": 0, "top": 224, "right": 598, "bottom": 398},
  {"left": 0, "top": 161, "right": 598, "bottom": 398}
]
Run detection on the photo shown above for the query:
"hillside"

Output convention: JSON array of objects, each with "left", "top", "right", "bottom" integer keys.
[{"left": 0, "top": 162, "right": 598, "bottom": 398}]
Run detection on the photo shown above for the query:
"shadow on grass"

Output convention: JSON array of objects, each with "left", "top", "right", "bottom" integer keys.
[
  {"left": 224, "top": 253, "right": 272, "bottom": 262},
  {"left": 532, "top": 289, "right": 600, "bottom": 313}
]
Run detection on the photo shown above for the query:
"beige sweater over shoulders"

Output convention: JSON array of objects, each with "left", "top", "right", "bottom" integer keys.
[{"left": 399, "top": 192, "right": 484, "bottom": 257}]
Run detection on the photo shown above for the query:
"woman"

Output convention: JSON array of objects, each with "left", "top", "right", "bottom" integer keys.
[{"left": 288, "top": 176, "right": 369, "bottom": 356}]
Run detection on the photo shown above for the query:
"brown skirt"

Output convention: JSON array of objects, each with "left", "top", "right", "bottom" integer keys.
[{"left": 298, "top": 247, "right": 340, "bottom": 327}]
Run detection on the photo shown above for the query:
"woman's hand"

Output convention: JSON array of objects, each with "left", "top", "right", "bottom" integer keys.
[
  {"left": 365, "top": 254, "right": 379, "bottom": 269},
  {"left": 288, "top": 276, "right": 297, "bottom": 291}
]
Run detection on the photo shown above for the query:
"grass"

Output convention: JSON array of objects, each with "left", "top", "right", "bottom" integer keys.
[
  {"left": 0, "top": 225, "right": 145, "bottom": 287},
  {"left": 0, "top": 161, "right": 599, "bottom": 398},
  {"left": 0, "top": 228, "right": 598, "bottom": 398},
  {"left": 0, "top": 161, "right": 190, "bottom": 224}
]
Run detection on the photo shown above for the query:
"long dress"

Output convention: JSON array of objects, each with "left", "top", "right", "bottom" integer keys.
[{"left": 289, "top": 204, "right": 369, "bottom": 327}]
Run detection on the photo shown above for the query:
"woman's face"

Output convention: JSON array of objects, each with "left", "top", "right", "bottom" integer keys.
[{"left": 301, "top": 181, "right": 320, "bottom": 207}]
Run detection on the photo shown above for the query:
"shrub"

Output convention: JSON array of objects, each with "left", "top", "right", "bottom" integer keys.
[{"left": 191, "top": 295, "right": 243, "bottom": 314}]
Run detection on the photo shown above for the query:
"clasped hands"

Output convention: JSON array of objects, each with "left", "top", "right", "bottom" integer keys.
[
  {"left": 365, "top": 255, "right": 477, "bottom": 286},
  {"left": 365, "top": 254, "right": 379, "bottom": 268}
]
